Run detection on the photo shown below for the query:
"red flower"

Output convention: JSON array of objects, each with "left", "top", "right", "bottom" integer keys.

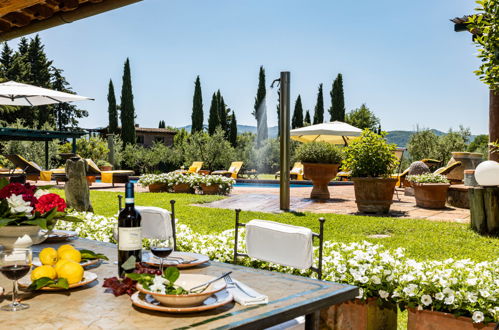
[
  {"left": 0, "top": 183, "right": 38, "bottom": 207},
  {"left": 35, "top": 193, "right": 67, "bottom": 214},
  {"left": 0, "top": 183, "right": 36, "bottom": 199}
]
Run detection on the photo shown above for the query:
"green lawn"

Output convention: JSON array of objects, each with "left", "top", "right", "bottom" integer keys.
[{"left": 53, "top": 189, "right": 499, "bottom": 262}]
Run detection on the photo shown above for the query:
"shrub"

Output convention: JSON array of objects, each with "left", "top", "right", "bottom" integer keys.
[
  {"left": 343, "top": 129, "right": 399, "bottom": 177},
  {"left": 121, "top": 143, "right": 181, "bottom": 174},
  {"left": 407, "top": 173, "right": 449, "bottom": 184},
  {"left": 59, "top": 136, "right": 109, "bottom": 162},
  {"left": 137, "top": 173, "right": 171, "bottom": 186},
  {"left": 181, "top": 129, "right": 235, "bottom": 171},
  {"left": 295, "top": 142, "right": 343, "bottom": 164}
]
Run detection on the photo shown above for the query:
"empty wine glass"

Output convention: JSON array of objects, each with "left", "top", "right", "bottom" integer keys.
[
  {"left": 0, "top": 249, "right": 31, "bottom": 311},
  {"left": 149, "top": 236, "right": 174, "bottom": 274}
]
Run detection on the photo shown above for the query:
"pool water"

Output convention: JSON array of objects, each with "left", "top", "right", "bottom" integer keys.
[{"left": 234, "top": 183, "right": 312, "bottom": 188}]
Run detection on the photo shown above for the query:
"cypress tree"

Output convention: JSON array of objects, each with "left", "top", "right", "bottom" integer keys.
[
  {"left": 253, "top": 66, "right": 268, "bottom": 146},
  {"left": 292, "top": 95, "right": 304, "bottom": 129},
  {"left": 191, "top": 75, "right": 203, "bottom": 133},
  {"left": 120, "top": 58, "right": 136, "bottom": 145},
  {"left": 228, "top": 111, "right": 238, "bottom": 147},
  {"left": 313, "top": 83, "right": 324, "bottom": 125},
  {"left": 304, "top": 110, "right": 311, "bottom": 126},
  {"left": 158, "top": 120, "right": 166, "bottom": 128},
  {"left": 329, "top": 73, "right": 345, "bottom": 121},
  {"left": 208, "top": 93, "right": 219, "bottom": 135},
  {"left": 217, "top": 90, "right": 228, "bottom": 133},
  {"left": 107, "top": 79, "right": 118, "bottom": 134}
]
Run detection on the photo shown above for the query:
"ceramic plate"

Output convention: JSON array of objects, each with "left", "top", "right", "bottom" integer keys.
[
  {"left": 131, "top": 290, "right": 233, "bottom": 313},
  {"left": 44, "top": 230, "right": 78, "bottom": 243},
  {"left": 18, "top": 271, "right": 98, "bottom": 291},
  {"left": 33, "top": 258, "right": 101, "bottom": 269},
  {"left": 142, "top": 251, "right": 209, "bottom": 269}
]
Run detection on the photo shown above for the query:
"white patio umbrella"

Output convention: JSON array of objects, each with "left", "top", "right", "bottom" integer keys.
[
  {"left": 0, "top": 81, "right": 93, "bottom": 106},
  {"left": 290, "top": 121, "right": 362, "bottom": 145}
]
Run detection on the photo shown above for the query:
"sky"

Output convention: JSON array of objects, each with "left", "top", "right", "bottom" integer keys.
[{"left": 8, "top": 0, "right": 489, "bottom": 134}]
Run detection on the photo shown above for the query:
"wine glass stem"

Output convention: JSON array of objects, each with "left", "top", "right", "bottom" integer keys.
[{"left": 12, "top": 280, "right": 18, "bottom": 306}]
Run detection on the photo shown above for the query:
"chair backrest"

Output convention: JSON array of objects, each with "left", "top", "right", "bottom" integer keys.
[
  {"left": 393, "top": 148, "right": 406, "bottom": 174},
  {"left": 117, "top": 197, "right": 178, "bottom": 250},
  {"left": 135, "top": 206, "right": 174, "bottom": 240},
  {"left": 434, "top": 161, "right": 462, "bottom": 176},
  {"left": 188, "top": 162, "right": 203, "bottom": 173},
  {"left": 85, "top": 159, "right": 101, "bottom": 175},
  {"left": 5, "top": 154, "right": 42, "bottom": 174},
  {"left": 290, "top": 162, "right": 303, "bottom": 174},
  {"left": 229, "top": 162, "right": 244, "bottom": 178},
  {"left": 233, "top": 209, "right": 326, "bottom": 279}
]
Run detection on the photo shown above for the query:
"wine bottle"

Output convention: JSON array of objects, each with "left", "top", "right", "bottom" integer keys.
[{"left": 118, "top": 183, "right": 142, "bottom": 277}]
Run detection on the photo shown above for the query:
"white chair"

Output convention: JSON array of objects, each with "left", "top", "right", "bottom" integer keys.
[
  {"left": 117, "top": 197, "right": 177, "bottom": 250},
  {"left": 233, "top": 209, "right": 326, "bottom": 329}
]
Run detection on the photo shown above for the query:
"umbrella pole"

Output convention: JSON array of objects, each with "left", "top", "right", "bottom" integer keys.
[
  {"left": 279, "top": 72, "right": 291, "bottom": 211},
  {"left": 44, "top": 140, "right": 49, "bottom": 169}
]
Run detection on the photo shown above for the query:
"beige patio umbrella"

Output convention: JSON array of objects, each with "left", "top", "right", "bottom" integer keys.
[{"left": 290, "top": 121, "right": 362, "bottom": 145}]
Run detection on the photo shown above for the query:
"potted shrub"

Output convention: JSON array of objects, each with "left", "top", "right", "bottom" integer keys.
[
  {"left": 407, "top": 173, "right": 450, "bottom": 209},
  {"left": 197, "top": 175, "right": 235, "bottom": 195},
  {"left": 166, "top": 172, "right": 196, "bottom": 193},
  {"left": 395, "top": 258, "right": 498, "bottom": 329},
  {"left": 343, "top": 130, "right": 399, "bottom": 213},
  {"left": 96, "top": 159, "right": 113, "bottom": 171},
  {"left": 138, "top": 174, "right": 169, "bottom": 193},
  {"left": 0, "top": 180, "right": 80, "bottom": 248},
  {"left": 295, "top": 142, "right": 343, "bottom": 199}
]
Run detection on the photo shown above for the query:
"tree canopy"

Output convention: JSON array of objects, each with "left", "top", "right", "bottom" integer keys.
[{"left": 345, "top": 104, "right": 380, "bottom": 132}]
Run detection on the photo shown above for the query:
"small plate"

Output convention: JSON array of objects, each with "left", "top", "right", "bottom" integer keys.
[
  {"left": 44, "top": 230, "right": 78, "bottom": 243},
  {"left": 142, "top": 251, "right": 209, "bottom": 269},
  {"left": 18, "top": 271, "right": 98, "bottom": 291},
  {"left": 131, "top": 290, "right": 233, "bottom": 313},
  {"left": 33, "top": 258, "right": 101, "bottom": 269}
]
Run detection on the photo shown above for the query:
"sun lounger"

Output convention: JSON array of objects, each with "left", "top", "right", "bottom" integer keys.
[
  {"left": 212, "top": 161, "right": 243, "bottom": 179},
  {"left": 275, "top": 162, "right": 305, "bottom": 180}
]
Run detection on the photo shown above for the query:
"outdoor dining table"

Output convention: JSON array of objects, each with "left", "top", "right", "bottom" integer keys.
[{"left": 0, "top": 238, "right": 358, "bottom": 329}]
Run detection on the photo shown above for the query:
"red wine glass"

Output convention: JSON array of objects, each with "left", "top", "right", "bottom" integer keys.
[{"left": 0, "top": 249, "right": 31, "bottom": 311}]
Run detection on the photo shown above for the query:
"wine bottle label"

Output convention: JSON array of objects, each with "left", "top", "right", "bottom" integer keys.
[
  {"left": 125, "top": 198, "right": 134, "bottom": 204},
  {"left": 118, "top": 227, "right": 142, "bottom": 251}
]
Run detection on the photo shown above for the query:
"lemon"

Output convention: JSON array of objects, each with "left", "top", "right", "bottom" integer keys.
[
  {"left": 58, "top": 248, "right": 81, "bottom": 263},
  {"left": 31, "top": 265, "right": 57, "bottom": 281},
  {"left": 57, "top": 244, "right": 75, "bottom": 256},
  {"left": 54, "top": 259, "right": 70, "bottom": 274},
  {"left": 39, "top": 247, "right": 58, "bottom": 266},
  {"left": 57, "top": 261, "right": 84, "bottom": 285}
]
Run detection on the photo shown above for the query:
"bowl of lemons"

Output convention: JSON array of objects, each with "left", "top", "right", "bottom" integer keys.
[{"left": 19, "top": 245, "right": 98, "bottom": 290}]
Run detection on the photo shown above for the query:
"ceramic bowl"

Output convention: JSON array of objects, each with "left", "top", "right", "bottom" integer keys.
[
  {"left": 0, "top": 225, "right": 49, "bottom": 249},
  {"left": 136, "top": 274, "right": 226, "bottom": 307}
]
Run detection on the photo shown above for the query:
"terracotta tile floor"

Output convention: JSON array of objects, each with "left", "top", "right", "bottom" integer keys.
[
  {"left": 199, "top": 185, "right": 470, "bottom": 224},
  {"left": 34, "top": 181, "right": 470, "bottom": 223}
]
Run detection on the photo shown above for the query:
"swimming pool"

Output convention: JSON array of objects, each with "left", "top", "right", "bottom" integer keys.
[{"left": 234, "top": 182, "right": 313, "bottom": 188}]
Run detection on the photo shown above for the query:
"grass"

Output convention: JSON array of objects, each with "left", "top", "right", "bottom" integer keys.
[{"left": 52, "top": 189, "right": 499, "bottom": 262}]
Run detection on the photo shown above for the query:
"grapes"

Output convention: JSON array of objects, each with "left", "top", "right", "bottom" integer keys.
[{"left": 103, "top": 263, "right": 160, "bottom": 296}]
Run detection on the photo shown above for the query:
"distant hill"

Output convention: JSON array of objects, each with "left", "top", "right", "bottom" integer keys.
[{"left": 180, "top": 125, "right": 474, "bottom": 147}]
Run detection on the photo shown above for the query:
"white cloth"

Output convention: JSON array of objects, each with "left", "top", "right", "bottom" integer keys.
[
  {"left": 227, "top": 279, "right": 268, "bottom": 306},
  {"left": 135, "top": 206, "right": 173, "bottom": 240},
  {"left": 245, "top": 220, "right": 313, "bottom": 269}
]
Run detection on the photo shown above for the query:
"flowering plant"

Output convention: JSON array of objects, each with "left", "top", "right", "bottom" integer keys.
[
  {"left": 407, "top": 173, "right": 449, "bottom": 184},
  {"left": 196, "top": 174, "right": 235, "bottom": 194},
  {"left": 0, "top": 179, "right": 80, "bottom": 229},
  {"left": 137, "top": 173, "right": 171, "bottom": 187}
]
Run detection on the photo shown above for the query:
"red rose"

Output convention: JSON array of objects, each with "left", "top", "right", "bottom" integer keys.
[
  {"left": 35, "top": 193, "right": 67, "bottom": 214},
  {"left": 0, "top": 183, "right": 35, "bottom": 199}
]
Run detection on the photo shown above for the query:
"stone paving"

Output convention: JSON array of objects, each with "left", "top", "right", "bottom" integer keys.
[{"left": 34, "top": 180, "right": 470, "bottom": 223}]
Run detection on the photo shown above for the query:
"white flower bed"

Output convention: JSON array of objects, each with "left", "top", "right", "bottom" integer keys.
[
  {"left": 137, "top": 172, "right": 234, "bottom": 194},
  {"left": 56, "top": 212, "right": 499, "bottom": 324}
]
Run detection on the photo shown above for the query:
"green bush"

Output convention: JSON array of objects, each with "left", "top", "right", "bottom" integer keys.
[
  {"left": 59, "top": 137, "right": 109, "bottom": 162},
  {"left": 120, "top": 143, "right": 181, "bottom": 174},
  {"left": 181, "top": 129, "right": 235, "bottom": 171},
  {"left": 343, "top": 129, "right": 399, "bottom": 177},
  {"left": 295, "top": 142, "right": 343, "bottom": 164}
]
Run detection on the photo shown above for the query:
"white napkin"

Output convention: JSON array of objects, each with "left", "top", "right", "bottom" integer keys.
[{"left": 226, "top": 279, "right": 268, "bottom": 306}]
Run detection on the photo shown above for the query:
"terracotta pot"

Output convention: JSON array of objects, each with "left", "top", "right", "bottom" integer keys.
[
  {"left": 200, "top": 184, "right": 220, "bottom": 195},
  {"left": 302, "top": 163, "right": 340, "bottom": 200},
  {"left": 0, "top": 225, "right": 48, "bottom": 249},
  {"left": 99, "top": 165, "right": 113, "bottom": 171},
  {"left": 320, "top": 298, "right": 397, "bottom": 330},
  {"left": 412, "top": 183, "right": 450, "bottom": 209},
  {"left": 173, "top": 183, "right": 191, "bottom": 193},
  {"left": 352, "top": 177, "right": 398, "bottom": 214},
  {"left": 148, "top": 183, "right": 168, "bottom": 193},
  {"left": 408, "top": 308, "right": 496, "bottom": 330}
]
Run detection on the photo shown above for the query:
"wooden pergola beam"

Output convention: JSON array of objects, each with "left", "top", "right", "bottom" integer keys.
[{"left": 0, "top": 0, "right": 46, "bottom": 17}]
